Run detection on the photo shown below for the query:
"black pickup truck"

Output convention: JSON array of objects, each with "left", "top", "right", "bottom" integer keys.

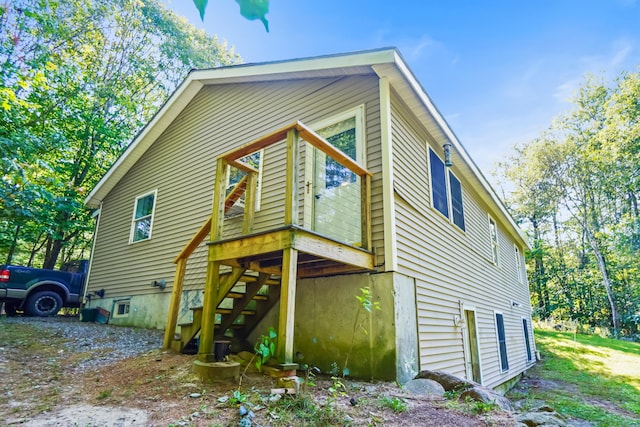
[{"left": 0, "top": 260, "right": 89, "bottom": 317}]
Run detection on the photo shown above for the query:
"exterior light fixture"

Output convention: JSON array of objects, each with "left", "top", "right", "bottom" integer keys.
[{"left": 443, "top": 143, "right": 453, "bottom": 167}]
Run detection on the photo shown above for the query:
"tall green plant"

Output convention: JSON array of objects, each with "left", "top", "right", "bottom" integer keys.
[{"left": 343, "top": 286, "right": 381, "bottom": 377}]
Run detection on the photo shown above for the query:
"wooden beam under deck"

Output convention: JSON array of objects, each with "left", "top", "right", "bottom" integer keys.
[{"left": 207, "top": 225, "right": 375, "bottom": 277}]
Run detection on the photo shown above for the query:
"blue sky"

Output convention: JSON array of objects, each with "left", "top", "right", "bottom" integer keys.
[{"left": 163, "top": 0, "right": 639, "bottom": 178}]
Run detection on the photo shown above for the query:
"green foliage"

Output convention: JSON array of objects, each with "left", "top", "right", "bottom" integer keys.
[
  {"left": 507, "top": 330, "right": 640, "bottom": 426},
  {"left": 378, "top": 396, "right": 408, "bottom": 413},
  {"left": 254, "top": 327, "right": 277, "bottom": 372},
  {"left": 0, "top": 0, "right": 239, "bottom": 267},
  {"left": 499, "top": 70, "right": 640, "bottom": 337},
  {"left": 343, "top": 286, "right": 381, "bottom": 377}
]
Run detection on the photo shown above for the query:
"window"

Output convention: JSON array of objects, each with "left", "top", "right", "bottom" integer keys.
[
  {"left": 495, "top": 312, "right": 509, "bottom": 372},
  {"left": 114, "top": 301, "right": 130, "bottom": 318},
  {"left": 515, "top": 245, "right": 522, "bottom": 282},
  {"left": 429, "top": 147, "right": 465, "bottom": 231},
  {"left": 522, "top": 318, "right": 533, "bottom": 362},
  {"left": 489, "top": 217, "right": 499, "bottom": 265},
  {"left": 225, "top": 150, "right": 264, "bottom": 217},
  {"left": 306, "top": 107, "right": 364, "bottom": 245},
  {"left": 130, "top": 191, "right": 157, "bottom": 243}
]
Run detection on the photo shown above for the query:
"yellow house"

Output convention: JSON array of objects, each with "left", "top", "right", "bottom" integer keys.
[{"left": 85, "top": 48, "right": 535, "bottom": 390}]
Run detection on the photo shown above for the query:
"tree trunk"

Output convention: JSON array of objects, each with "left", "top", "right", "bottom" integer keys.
[
  {"left": 5, "top": 225, "right": 20, "bottom": 265},
  {"left": 587, "top": 233, "right": 619, "bottom": 337},
  {"left": 42, "top": 239, "right": 63, "bottom": 270}
]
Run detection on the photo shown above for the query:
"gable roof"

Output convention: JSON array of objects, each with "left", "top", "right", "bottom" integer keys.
[{"left": 85, "top": 47, "right": 528, "bottom": 249}]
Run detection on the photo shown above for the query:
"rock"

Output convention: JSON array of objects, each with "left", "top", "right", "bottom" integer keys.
[
  {"left": 403, "top": 378, "right": 445, "bottom": 396},
  {"left": 461, "top": 386, "right": 513, "bottom": 412},
  {"left": 415, "top": 369, "right": 478, "bottom": 391},
  {"left": 517, "top": 410, "right": 567, "bottom": 426},
  {"left": 189, "top": 393, "right": 201, "bottom": 398}
]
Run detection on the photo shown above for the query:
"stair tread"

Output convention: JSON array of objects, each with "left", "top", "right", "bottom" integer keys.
[{"left": 216, "top": 308, "right": 256, "bottom": 315}]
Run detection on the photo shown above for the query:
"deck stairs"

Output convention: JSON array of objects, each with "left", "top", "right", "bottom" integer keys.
[{"left": 172, "top": 271, "right": 281, "bottom": 353}]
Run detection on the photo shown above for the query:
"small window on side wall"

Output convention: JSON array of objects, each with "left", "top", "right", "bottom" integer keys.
[
  {"left": 130, "top": 190, "right": 157, "bottom": 243},
  {"left": 428, "top": 147, "right": 465, "bottom": 231},
  {"left": 489, "top": 217, "right": 499, "bottom": 265},
  {"left": 495, "top": 312, "right": 509, "bottom": 372}
]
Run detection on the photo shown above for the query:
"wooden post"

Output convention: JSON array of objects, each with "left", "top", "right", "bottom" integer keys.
[
  {"left": 199, "top": 158, "right": 229, "bottom": 359},
  {"left": 277, "top": 247, "right": 298, "bottom": 363},
  {"left": 284, "top": 128, "right": 299, "bottom": 226},
  {"left": 162, "top": 257, "right": 187, "bottom": 349},
  {"left": 243, "top": 171, "right": 257, "bottom": 234},
  {"left": 199, "top": 260, "right": 220, "bottom": 359},
  {"left": 361, "top": 174, "right": 372, "bottom": 251}
]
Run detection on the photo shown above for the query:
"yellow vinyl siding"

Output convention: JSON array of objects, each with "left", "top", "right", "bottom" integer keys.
[
  {"left": 389, "top": 92, "right": 532, "bottom": 388},
  {"left": 88, "top": 74, "right": 384, "bottom": 299}
]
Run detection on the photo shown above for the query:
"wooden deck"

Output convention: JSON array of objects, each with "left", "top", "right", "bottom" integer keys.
[{"left": 207, "top": 225, "right": 374, "bottom": 278}]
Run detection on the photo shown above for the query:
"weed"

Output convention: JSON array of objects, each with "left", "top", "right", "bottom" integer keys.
[
  {"left": 97, "top": 390, "right": 111, "bottom": 400},
  {"left": 378, "top": 396, "right": 408, "bottom": 413},
  {"left": 254, "top": 327, "right": 277, "bottom": 372},
  {"left": 343, "top": 287, "right": 381, "bottom": 377}
]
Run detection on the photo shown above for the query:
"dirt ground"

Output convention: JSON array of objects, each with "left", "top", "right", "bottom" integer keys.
[{"left": 0, "top": 317, "right": 518, "bottom": 426}]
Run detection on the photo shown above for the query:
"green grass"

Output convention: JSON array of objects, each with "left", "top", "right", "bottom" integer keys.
[{"left": 513, "top": 329, "right": 640, "bottom": 426}]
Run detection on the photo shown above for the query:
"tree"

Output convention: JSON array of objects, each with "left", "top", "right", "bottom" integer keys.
[
  {"left": 500, "top": 71, "right": 640, "bottom": 337},
  {"left": 0, "top": 0, "right": 240, "bottom": 268}
]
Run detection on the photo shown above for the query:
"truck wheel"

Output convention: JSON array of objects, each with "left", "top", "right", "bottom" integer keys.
[
  {"left": 4, "top": 302, "right": 18, "bottom": 316},
  {"left": 25, "top": 291, "right": 63, "bottom": 317}
]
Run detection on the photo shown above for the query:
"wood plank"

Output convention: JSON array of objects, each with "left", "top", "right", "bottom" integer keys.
[
  {"left": 211, "top": 158, "right": 229, "bottom": 241},
  {"left": 214, "top": 267, "right": 247, "bottom": 309},
  {"left": 284, "top": 128, "right": 299, "bottom": 225},
  {"left": 216, "top": 308, "right": 256, "bottom": 315},
  {"left": 277, "top": 248, "right": 298, "bottom": 363},
  {"left": 220, "top": 124, "right": 292, "bottom": 161},
  {"left": 162, "top": 257, "right": 187, "bottom": 349},
  {"left": 199, "top": 261, "right": 220, "bottom": 359},
  {"left": 242, "top": 171, "right": 257, "bottom": 234},
  {"left": 292, "top": 231, "right": 374, "bottom": 269},
  {"left": 208, "top": 229, "right": 294, "bottom": 261},
  {"left": 228, "top": 159, "right": 259, "bottom": 174},
  {"left": 361, "top": 174, "right": 372, "bottom": 251},
  {"left": 295, "top": 121, "right": 372, "bottom": 177}
]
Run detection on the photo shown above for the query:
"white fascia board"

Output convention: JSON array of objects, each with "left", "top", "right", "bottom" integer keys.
[
  {"left": 191, "top": 48, "right": 398, "bottom": 84},
  {"left": 384, "top": 52, "right": 530, "bottom": 250},
  {"left": 85, "top": 48, "right": 399, "bottom": 209}
]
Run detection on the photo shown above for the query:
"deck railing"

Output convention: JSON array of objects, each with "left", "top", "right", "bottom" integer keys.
[{"left": 163, "top": 121, "right": 372, "bottom": 350}]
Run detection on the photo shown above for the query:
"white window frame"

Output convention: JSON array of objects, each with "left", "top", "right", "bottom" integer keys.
[
  {"left": 303, "top": 105, "right": 366, "bottom": 229},
  {"left": 428, "top": 147, "right": 465, "bottom": 232},
  {"left": 515, "top": 245, "right": 523, "bottom": 282},
  {"left": 494, "top": 311, "right": 509, "bottom": 373},
  {"left": 224, "top": 150, "right": 265, "bottom": 217},
  {"left": 129, "top": 190, "right": 157, "bottom": 244},
  {"left": 113, "top": 300, "right": 130, "bottom": 318},
  {"left": 489, "top": 216, "right": 499, "bottom": 265}
]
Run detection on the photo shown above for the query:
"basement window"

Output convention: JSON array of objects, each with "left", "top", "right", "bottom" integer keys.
[{"left": 114, "top": 301, "right": 130, "bottom": 318}]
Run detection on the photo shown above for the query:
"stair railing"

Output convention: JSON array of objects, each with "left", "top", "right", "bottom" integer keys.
[{"left": 162, "top": 174, "right": 250, "bottom": 349}]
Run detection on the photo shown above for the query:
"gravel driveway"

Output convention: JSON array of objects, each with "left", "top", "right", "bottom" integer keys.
[{"left": 2, "top": 316, "right": 164, "bottom": 371}]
